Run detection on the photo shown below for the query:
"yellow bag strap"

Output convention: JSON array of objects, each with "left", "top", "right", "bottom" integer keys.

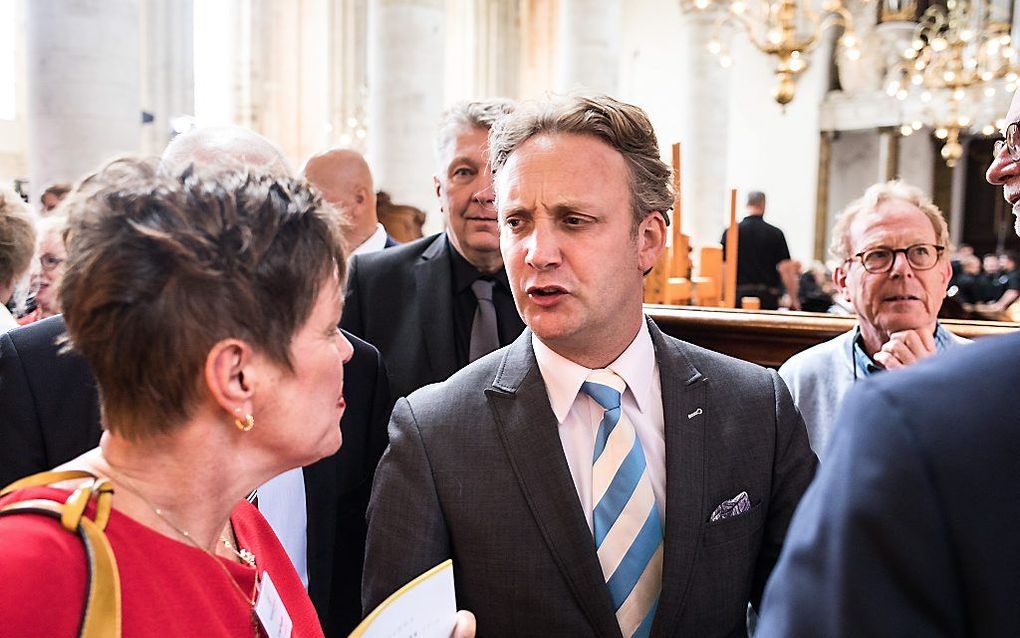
[
  {"left": 0, "top": 471, "right": 122, "bottom": 638},
  {"left": 1, "top": 470, "right": 100, "bottom": 497}
]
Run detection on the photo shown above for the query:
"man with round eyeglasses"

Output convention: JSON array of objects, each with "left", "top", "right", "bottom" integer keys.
[{"left": 778, "top": 180, "right": 967, "bottom": 459}]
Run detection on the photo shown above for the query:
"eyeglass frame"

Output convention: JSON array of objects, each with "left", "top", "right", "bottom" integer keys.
[
  {"left": 846, "top": 243, "right": 946, "bottom": 274},
  {"left": 39, "top": 253, "right": 65, "bottom": 272},
  {"left": 994, "top": 121, "right": 1020, "bottom": 162}
]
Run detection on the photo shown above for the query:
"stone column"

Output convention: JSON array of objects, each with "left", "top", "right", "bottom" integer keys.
[
  {"left": 677, "top": 10, "right": 731, "bottom": 249},
  {"left": 367, "top": 0, "right": 445, "bottom": 224},
  {"left": 877, "top": 127, "right": 899, "bottom": 181},
  {"left": 25, "top": 0, "right": 141, "bottom": 201},
  {"left": 949, "top": 138, "right": 970, "bottom": 247},
  {"left": 140, "top": 0, "right": 194, "bottom": 155},
  {"left": 556, "top": 0, "right": 621, "bottom": 94},
  {"left": 328, "top": 0, "right": 369, "bottom": 151},
  {"left": 474, "top": 0, "right": 520, "bottom": 98}
]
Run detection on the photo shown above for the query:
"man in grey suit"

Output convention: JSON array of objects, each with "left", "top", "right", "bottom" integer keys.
[{"left": 363, "top": 95, "right": 817, "bottom": 637}]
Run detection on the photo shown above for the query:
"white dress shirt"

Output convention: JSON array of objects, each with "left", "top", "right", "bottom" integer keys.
[
  {"left": 258, "top": 467, "right": 309, "bottom": 588},
  {"left": 0, "top": 304, "right": 17, "bottom": 334},
  {"left": 532, "top": 320, "right": 666, "bottom": 531},
  {"left": 351, "top": 223, "right": 389, "bottom": 257}
]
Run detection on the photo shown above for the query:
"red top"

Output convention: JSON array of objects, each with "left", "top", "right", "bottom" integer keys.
[{"left": 0, "top": 486, "right": 324, "bottom": 638}]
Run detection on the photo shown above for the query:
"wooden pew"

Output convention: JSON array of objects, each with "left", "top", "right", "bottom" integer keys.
[{"left": 646, "top": 305, "right": 1018, "bottom": 369}]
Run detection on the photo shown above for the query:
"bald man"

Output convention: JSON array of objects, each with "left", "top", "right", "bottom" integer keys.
[
  {"left": 304, "top": 149, "right": 397, "bottom": 256},
  {"left": 161, "top": 125, "right": 293, "bottom": 176},
  {"left": 0, "top": 126, "right": 393, "bottom": 636}
]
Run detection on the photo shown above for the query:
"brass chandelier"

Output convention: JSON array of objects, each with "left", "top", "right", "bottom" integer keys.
[
  {"left": 681, "top": 0, "right": 863, "bottom": 106},
  {"left": 886, "top": 0, "right": 1018, "bottom": 166}
]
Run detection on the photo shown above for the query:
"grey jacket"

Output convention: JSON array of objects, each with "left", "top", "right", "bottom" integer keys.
[
  {"left": 363, "top": 318, "right": 817, "bottom": 637},
  {"left": 779, "top": 326, "right": 968, "bottom": 459}
]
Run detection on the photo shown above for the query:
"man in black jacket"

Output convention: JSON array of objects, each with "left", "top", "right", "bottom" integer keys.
[{"left": 341, "top": 100, "right": 525, "bottom": 401}]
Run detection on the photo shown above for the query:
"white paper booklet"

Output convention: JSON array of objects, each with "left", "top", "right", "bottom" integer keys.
[{"left": 349, "top": 560, "right": 457, "bottom": 638}]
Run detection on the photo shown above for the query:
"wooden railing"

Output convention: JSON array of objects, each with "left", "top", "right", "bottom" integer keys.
[{"left": 646, "top": 304, "right": 1018, "bottom": 368}]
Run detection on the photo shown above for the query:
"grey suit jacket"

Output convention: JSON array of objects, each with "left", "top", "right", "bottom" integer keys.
[{"left": 363, "top": 319, "right": 817, "bottom": 637}]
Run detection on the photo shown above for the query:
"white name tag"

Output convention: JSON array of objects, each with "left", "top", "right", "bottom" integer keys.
[{"left": 254, "top": 571, "right": 293, "bottom": 638}]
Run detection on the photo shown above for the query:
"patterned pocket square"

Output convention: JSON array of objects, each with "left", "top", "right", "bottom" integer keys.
[{"left": 709, "top": 491, "right": 751, "bottom": 522}]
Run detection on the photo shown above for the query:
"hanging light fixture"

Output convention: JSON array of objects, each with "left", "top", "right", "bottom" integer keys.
[
  {"left": 886, "top": 0, "right": 1017, "bottom": 166},
  {"left": 681, "top": 0, "right": 863, "bottom": 106}
]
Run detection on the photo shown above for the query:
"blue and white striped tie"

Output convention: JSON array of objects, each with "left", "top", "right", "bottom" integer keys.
[{"left": 582, "top": 369, "right": 663, "bottom": 638}]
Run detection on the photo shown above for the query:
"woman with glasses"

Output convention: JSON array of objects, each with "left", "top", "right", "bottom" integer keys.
[
  {"left": 0, "top": 188, "right": 36, "bottom": 333},
  {"left": 19, "top": 213, "right": 68, "bottom": 325}
]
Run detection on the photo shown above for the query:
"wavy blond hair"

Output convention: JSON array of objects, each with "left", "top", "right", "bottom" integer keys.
[{"left": 830, "top": 180, "right": 949, "bottom": 261}]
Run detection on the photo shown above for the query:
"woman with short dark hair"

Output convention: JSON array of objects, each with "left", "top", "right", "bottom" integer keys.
[{"left": 0, "top": 158, "right": 350, "bottom": 636}]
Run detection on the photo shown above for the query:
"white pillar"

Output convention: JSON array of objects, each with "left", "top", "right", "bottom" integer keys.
[
  {"left": 140, "top": 0, "right": 194, "bottom": 156},
  {"left": 25, "top": 0, "right": 141, "bottom": 200},
  {"left": 556, "top": 0, "right": 621, "bottom": 94},
  {"left": 949, "top": 138, "right": 969, "bottom": 248},
  {"left": 678, "top": 11, "right": 731, "bottom": 248},
  {"left": 474, "top": 0, "right": 520, "bottom": 98},
  {"left": 367, "top": 0, "right": 445, "bottom": 224}
]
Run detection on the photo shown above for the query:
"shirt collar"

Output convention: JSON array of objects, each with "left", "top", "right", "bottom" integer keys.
[
  {"left": 446, "top": 235, "right": 510, "bottom": 293},
  {"left": 852, "top": 322, "right": 954, "bottom": 378},
  {"left": 933, "top": 323, "right": 953, "bottom": 349},
  {"left": 533, "top": 320, "right": 656, "bottom": 423},
  {"left": 351, "top": 223, "right": 389, "bottom": 257}
]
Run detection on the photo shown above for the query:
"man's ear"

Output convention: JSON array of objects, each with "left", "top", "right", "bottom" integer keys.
[
  {"left": 938, "top": 255, "right": 953, "bottom": 287},
  {"left": 833, "top": 264, "right": 851, "bottom": 302},
  {"left": 637, "top": 212, "right": 667, "bottom": 273},
  {"left": 204, "top": 339, "right": 257, "bottom": 420},
  {"left": 433, "top": 176, "right": 443, "bottom": 205},
  {"left": 355, "top": 187, "right": 365, "bottom": 205}
]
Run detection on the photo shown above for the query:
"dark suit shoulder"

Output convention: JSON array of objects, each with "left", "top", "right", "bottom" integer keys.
[
  {"left": 5, "top": 315, "right": 69, "bottom": 353},
  {"left": 401, "top": 346, "right": 505, "bottom": 421},
  {"left": 0, "top": 315, "right": 101, "bottom": 485},
  {"left": 3, "top": 315, "right": 92, "bottom": 391},
  {"left": 342, "top": 329, "right": 381, "bottom": 370},
  {"left": 861, "top": 330, "right": 1016, "bottom": 410},
  {"left": 846, "top": 331, "right": 1019, "bottom": 459},
  {"left": 659, "top": 331, "right": 777, "bottom": 388},
  {"left": 348, "top": 233, "right": 443, "bottom": 275}
]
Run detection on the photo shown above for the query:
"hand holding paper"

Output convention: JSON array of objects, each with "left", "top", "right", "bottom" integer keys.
[
  {"left": 451, "top": 610, "right": 476, "bottom": 638},
  {"left": 350, "top": 560, "right": 470, "bottom": 638}
]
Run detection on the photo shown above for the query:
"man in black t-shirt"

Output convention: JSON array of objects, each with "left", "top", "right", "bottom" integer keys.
[{"left": 721, "top": 191, "right": 800, "bottom": 310}]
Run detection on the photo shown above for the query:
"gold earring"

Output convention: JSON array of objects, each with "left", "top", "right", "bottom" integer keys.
[{"left": 233, "top": 409, "right": 255, "bottom": 432}]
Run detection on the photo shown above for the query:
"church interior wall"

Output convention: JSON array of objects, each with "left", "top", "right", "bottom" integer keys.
[
  {"left": 897, "top": 129, "right": 936, "bottom": 202},
  {"left": 826, "top": 129, "right": 881, "bottom": 250},
  {"left": 2, "top": 0, "right": 1015, "bottom": 267},
  {"left": 722, "top": 32, "right": 833, "bottom": 266},
  {"left": 619, "top": 0, "right": 832, "bottom": 264}
]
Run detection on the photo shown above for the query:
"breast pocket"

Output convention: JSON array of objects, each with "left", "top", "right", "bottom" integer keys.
[{"left": 701, "top": 501, "right": 765, "bottom": 547}]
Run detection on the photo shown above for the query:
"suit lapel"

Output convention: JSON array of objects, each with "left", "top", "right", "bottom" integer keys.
[
  {"left": 413, "top": 235, "right": 458, "bottom": 382},
  {"left": 302, "top": 458, "right": 338, "bottom": 618},
  {"left": 646, "top": 319, "right": 708, "bottom": 638},
  {"left": 486, "top": 332, "right": 622, "bottom": 638}
]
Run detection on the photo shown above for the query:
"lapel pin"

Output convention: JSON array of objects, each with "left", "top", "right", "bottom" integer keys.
[{"left": 688, "top": 408, "right": 703, "bottom": 419}]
